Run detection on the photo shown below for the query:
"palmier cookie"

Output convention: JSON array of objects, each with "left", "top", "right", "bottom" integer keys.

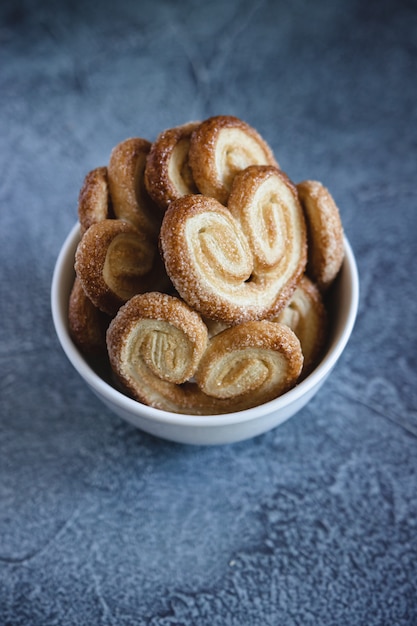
[
  {"left": 68, "top": 277, "right": 111, "bottom": 356},
  {"left": 189, "top": 115, "right": 278, "bottom": 205},
  {"left": 107, "top": 294, "right": 303, "bottom": 415},
  {"left": 106, "top": 292, "right": 210, "bottom": 412},
  {"left": 75, "top": 219, "right": 166, "bottom": 316},
  {"left": 108, "top": 137, "right": 161, "bottom": 237},
  {"left": 78, "top": 166, "right": 113, "bottom": 236},
  {"left": 144, "top": 121, "right": 200, "bottom": 210},
  {"left": 273, "top": 275, "right": 327, "bottom": 377},
  {"left": 160, "top": 166, "right": 307, "bottom": 324},
  {"left": 195, "top": 321, "right": 303, "bottom": 404},
  {"left": 297, "top": 180, "right": 344, "bottom": 291}
]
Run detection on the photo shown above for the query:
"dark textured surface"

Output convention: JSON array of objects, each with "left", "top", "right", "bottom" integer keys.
[{"left": 1, "top": 0, "right": 417, "bottom": 623}]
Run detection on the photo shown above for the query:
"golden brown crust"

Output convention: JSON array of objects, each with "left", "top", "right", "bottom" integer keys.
[
  {"left": 67, "top": 118, "right": 345, "bottom": 416},
  {"left": 189, "top": 115, "right": 278, "bottom": 205},
  {"left": 68, "top": 277, "right": 111, "bottom": 356},
  {"left": 108, "top": 137, "right": 161, "bottom": 237},
  {"left": 297, "top": 180, "right": 344, "bottom": 291},
  {"left": 106, "top": 293, "right": 212, "bottom": 412},
  {"left": 272, "top": 275, "right": 327, "bottom": 377},
  {"left": 74, "top": 219, "right": 165, "bottom": 316},
  {"left": 78, "top": 166, "right": 113, "bottom": 236},
  {"left": 106, "top": 292, "right": 208, "bottom": 386},
  {"left": 144, "top": 121, "right": 200, "bottom": 210},
  {"left": 106, "top": 296, "right": 303, "bottom": 414},
  {"left": 196, "top": 321, "right": 303, "bottom": 402},
  {"left": 228, "top": 165, "right": 307, "bottom": 315},
  {"left": 160, "top": 166, "right": 307, "bottom": 324},
  {"left": 160, "top": 194, "right": 253, "bottom": 323}
]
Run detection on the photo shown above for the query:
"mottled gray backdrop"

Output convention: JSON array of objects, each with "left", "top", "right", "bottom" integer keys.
[{"left": 1, "top": 0, "right": 416, "bottom": 624}]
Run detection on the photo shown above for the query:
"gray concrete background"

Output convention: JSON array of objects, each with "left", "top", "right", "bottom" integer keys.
[{"left": 1, "top": 0, "right": 416, "bottom": 624}]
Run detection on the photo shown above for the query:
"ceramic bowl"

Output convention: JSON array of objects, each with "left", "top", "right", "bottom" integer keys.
[{"left": 51, "top": 223, "right": 359, "bottom": 445}]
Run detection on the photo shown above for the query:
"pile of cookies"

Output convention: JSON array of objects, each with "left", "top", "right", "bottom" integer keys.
[{"left": 69, "top": 115, "right": 344, "bottom": 415}]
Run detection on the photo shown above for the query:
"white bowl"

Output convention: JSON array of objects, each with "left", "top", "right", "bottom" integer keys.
[{"left": 51, "top": 223, "right": 359, "bottom": 445}]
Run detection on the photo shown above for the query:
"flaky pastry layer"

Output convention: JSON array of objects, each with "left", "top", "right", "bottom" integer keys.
[
  {"left": 273, "top": 275, "right": 327, "bottom": 377},
  {"left": 78, "top": 166, "right": 113, "bottom": 236},
  {"left": 68, "top": 276, "right": 111, "bottom": 356},
  {"left": 107, "top": 293, "right": 303, "bottom": 414},
  {"left": 75, "top": 219, "right": 168, "bottom": 316},
  {"left": 144, "top": 121, "right": 200, "bottom": 210},
  {"left": 108, "top": 137, "right": 161, "bottom": 237},
  {"left": 297, "top": 180, "right": 344, "bottom": 292},
  {"left": 160, "top": 166, "right": 307, "bottom": 324},
  {"left": 67, "top": 114, "right": 345, "bottom": 415},
  {"left": 189, "top": 115, "right": 278, "bottom": 205}
]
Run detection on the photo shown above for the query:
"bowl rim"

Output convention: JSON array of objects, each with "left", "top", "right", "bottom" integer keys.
[{"left": 51, "top": 222, "right": 359, "bottom": 428}]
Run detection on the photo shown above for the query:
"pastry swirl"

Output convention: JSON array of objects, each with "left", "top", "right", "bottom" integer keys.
[
  {"left": 160, "top": 166, "right": 307, "bottom": 324},
  {"left": 68, "top": 277, "right": 111, "bottom": 356},
  {"left": 189, "top": 115, "right": 278, "bottom": 205},
  {"left": 106, "top": 292, "right": 211, "bottom": 412},
  {"left": 107, "top": 292, "right": 208, "bottom": 384},
  {"left": 195, "top": 321, "right": 303, "bottom": 403},
  {"left": 75, "top": 219, "right": 166, "bottom": 316},
  {"left": 67, "top": 116, "right": 343, "bottom": 417},
  {"left": 144, "top": 121, "right": 200, "bottom": 210},
  {"left": 78, "top": 166, "right": 113, "bottom": 236},
  {"left": 273, "top": 275, "right": 327, "bottom": 376},
  {"left": 297, "top": 180, "right": 344, "bottom": 291},
  {"left": 108, "top": 137, "right": 161, "bottom": 237},
  {"left": 106, "top": 293, "right": 303, "bottom": 414}
]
